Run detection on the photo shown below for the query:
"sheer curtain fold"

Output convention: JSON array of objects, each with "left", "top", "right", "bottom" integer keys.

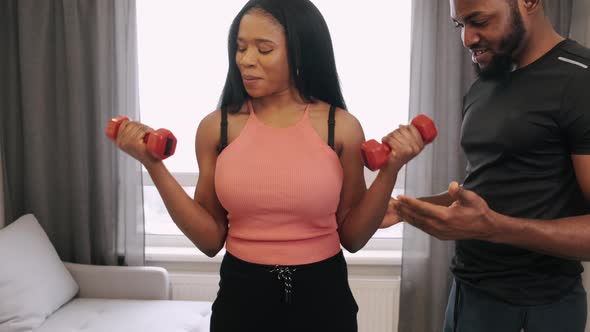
[
  {"left": 399, "top": 1, "right": 577, "bottom": 331},
  {"left": 545, "top": 0, "right": 573, "bottom": 36},
  {"left": 398, "top": 1, "right": 474, "bottom": 331},
  {"left": 570, "top": 0, "right": 590, "bottom": 43},
  {"left": 0, "top": 149, "right": 5, "bottom": 229},
  {"left": 0, "top": 0, "right": 144, "bottom": 266}
]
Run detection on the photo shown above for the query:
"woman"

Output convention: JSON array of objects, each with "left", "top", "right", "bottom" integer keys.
[{"left": 115, "top": 0, "right": 424, "bottom": 330}]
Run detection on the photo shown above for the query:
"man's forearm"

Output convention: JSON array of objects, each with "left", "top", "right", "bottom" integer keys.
[{"left": 490, "top": 212, "right": 590, "bottom": 261}]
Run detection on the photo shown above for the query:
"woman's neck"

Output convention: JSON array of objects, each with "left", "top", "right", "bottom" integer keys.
[{"left": 251, "top": 86, "right": 305, "bottom": 114}]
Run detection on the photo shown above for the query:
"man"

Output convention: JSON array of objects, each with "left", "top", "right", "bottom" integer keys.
[{"left": 386, "top": 0, "right": 590, "bottom": 331}]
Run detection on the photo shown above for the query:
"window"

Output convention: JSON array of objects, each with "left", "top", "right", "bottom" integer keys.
[{"left": 137, "top": 0, "right": 411, "bottom": 251}]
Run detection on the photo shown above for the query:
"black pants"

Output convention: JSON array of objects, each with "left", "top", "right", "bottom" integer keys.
[
  {"left": 210, "top": 250, "right": 358, "bottom": 332},
  {"left": 444, "top": 279, "right": 587, "bottom": 332}
]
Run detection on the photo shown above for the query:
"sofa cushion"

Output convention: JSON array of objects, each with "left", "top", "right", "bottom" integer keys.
[
  {"left": 34, "top": 298, "right": 212, "bottom": 332},
  {"left": 0, "top": 214, "right": 79, "bottom": 331}
]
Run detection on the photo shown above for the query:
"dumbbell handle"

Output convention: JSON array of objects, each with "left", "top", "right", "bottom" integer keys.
[
  {"left": 105, "top": 116, "right": 177, "bottom": 160},
  {"left": 361, "top": 114, "right": 437, "bottom": 171}
]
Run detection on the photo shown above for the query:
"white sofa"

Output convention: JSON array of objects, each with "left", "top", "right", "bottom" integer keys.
[{"left": 0, "top": 214, "right": 212, "bottom": 332}]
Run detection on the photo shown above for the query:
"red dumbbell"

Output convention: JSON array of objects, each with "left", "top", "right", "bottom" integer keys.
[
  {"left": 360, "top": 114, "right": 437, "bottom": 171},
  {"left": 105, "top": 116, "right": 177, "bottom": 160}
]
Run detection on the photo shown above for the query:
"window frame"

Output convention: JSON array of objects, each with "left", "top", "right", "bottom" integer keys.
[{"left": 136, "top": 0, "right": 412, "bottom": 260}]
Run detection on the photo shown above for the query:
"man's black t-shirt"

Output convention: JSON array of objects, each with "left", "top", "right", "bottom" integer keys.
[{"left": 452, "top": 39, "right": 590, "bottom": 305}]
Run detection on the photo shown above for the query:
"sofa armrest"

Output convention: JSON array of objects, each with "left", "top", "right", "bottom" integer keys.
[{"left": 63, "top": 262, "right": 170, "bottom": 300}]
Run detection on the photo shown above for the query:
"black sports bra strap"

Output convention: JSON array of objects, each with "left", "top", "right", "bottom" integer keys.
[
  {"left": 218, "top": 107, "right": 228, "bottom": 153},
  {"left": 328, "top": 105, "right": 336, "bottom": 151}
]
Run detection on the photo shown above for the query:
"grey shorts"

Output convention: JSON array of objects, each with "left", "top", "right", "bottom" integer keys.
[{"left": 444, "top": 279, "right": 587, "bottom": 332}]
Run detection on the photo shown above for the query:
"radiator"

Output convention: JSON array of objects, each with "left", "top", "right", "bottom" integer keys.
[
  {"left": 169, "top": 273, "right": 400, "bottom": 332},
  {"left": 351, "top": 277, "right": 400, "bottom": 332}
]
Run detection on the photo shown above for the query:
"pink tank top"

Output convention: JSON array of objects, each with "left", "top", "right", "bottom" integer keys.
[{"left": 214, "top": 101, "right": 343, "bottom": 265}]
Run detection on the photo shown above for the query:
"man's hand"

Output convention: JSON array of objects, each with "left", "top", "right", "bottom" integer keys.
[
  {"left": 394, "top": 181, "right": 500, "bottom": 241},
  {"left": 379, "top": 197, "right": 402, "bottom": 228}
]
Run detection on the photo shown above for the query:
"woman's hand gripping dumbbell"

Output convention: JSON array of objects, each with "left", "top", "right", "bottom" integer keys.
[
  {"left": 360, "top": 114, "right": 437, "bottom": 171},
  {"left": 105, "top": 116, "right": 177, "bottom": 163}
]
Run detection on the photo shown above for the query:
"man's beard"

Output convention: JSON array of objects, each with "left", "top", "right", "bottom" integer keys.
[{"left": 474, "top": 5, "right": 526, "bottom": 81}]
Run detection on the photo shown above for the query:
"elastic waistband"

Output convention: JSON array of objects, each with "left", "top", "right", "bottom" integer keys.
[
  {"left": 222, "top": 250, "right": 345, "bottom": 274},
  {"left": 225, "top": 232, "right": 342, "bottom": 266}
]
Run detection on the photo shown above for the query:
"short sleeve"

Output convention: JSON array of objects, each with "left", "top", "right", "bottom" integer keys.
[{"left": 560, "top": 70, "right": 590, "bottom": 155}]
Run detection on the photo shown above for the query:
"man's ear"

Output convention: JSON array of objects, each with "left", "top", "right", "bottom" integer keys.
[{"left": 521, "top": 0, "right": 542, "bottom": 14}]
